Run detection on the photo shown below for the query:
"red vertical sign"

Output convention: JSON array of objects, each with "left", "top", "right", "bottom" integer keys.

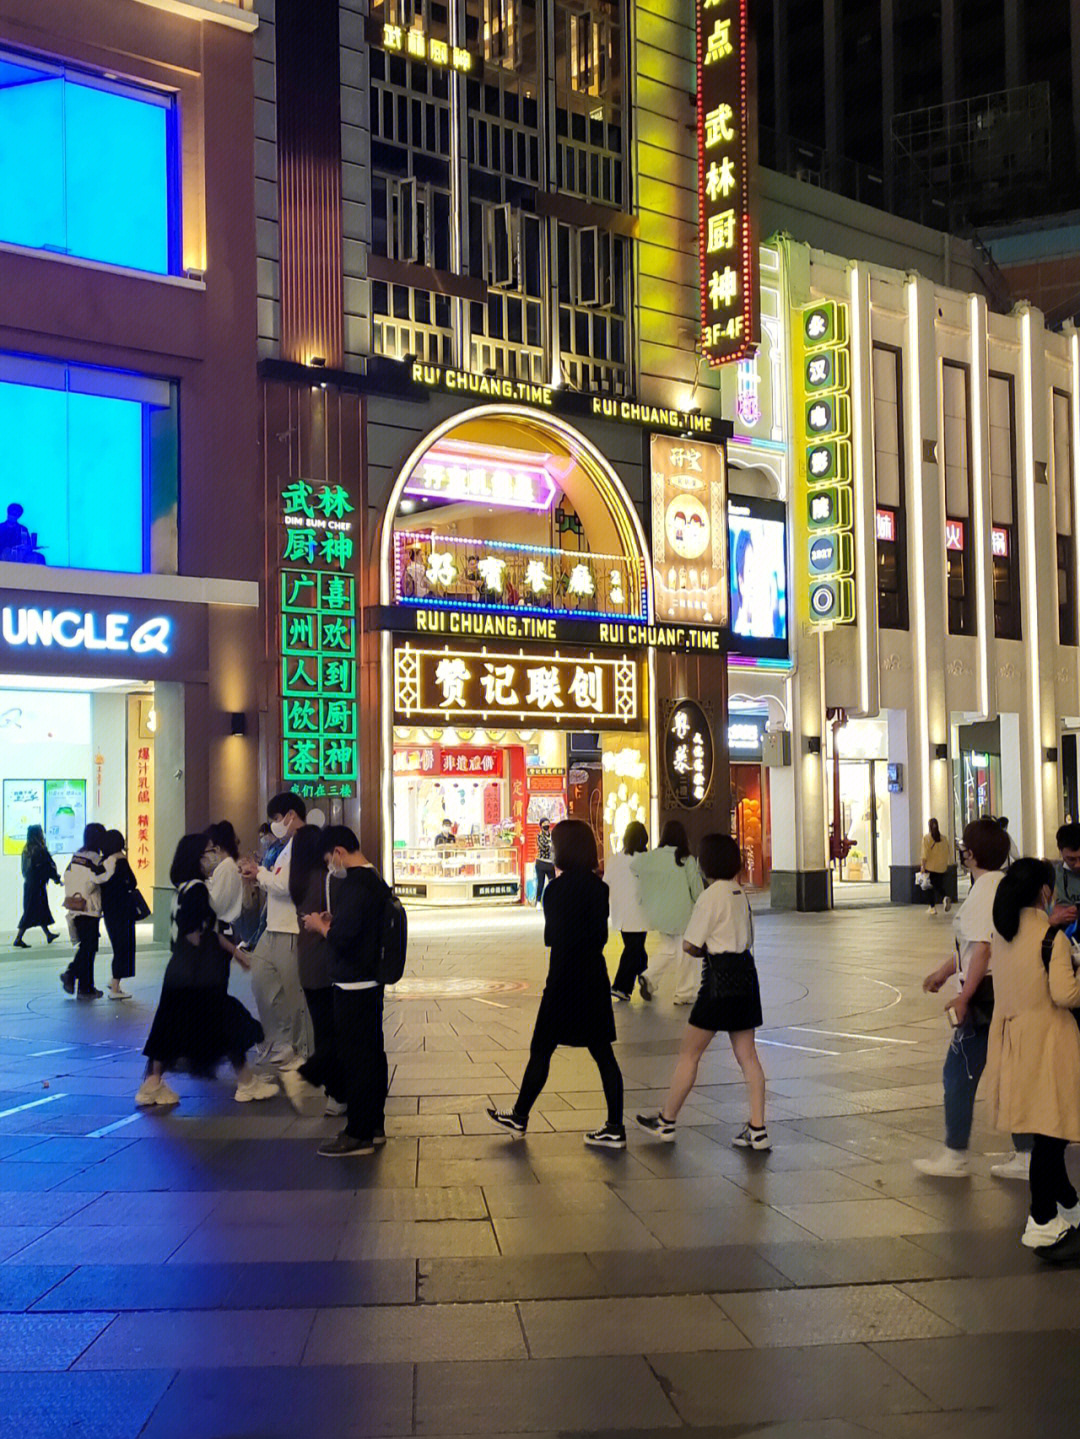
[{"left": 697, "top": 0, "right": 758, "bottom": 365}]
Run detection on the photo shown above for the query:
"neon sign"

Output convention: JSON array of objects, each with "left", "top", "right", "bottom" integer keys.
[
  {"left": 876, "top": 508, "right": 897, "bottom": 543},
  {"left": 992, "top": 526, "right": 1009, "bottom": 558},
  {"left": 403, "top": 439, "right": 564, "bottom": 511},
  {"left": 0, "top": 608, "right": 171, "bottom": 655},
  {"left": 380, "top": 22, "right": 473, "bottom": 72},
  {"left": 797, "top": 301, "right": 855, "bottom": 626},
  {"left": 697, "top": 0, "right": 758, "bottom": 365},
  {"left": 665, "top": 700, "right": 713, "bottom": 807},
  {"left": 945, "top": 519, "right": 965, "bottom": 553}
]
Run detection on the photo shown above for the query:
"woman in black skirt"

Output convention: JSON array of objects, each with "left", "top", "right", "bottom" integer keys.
[
  {"left": 135, "top": 834, "right": 276, "bottom": 1108},
  {"left": 14, "top": 826, "right": 60, "bottom": 947},
  {"left": 100, "top": 830, "right": 138, "bottom": 1001},
  {"left": 489, "top": 819, "right": 625, "bottom": 1148},
  {"left": 636, "top": 834, "right": 769, "bottom": 1150}
]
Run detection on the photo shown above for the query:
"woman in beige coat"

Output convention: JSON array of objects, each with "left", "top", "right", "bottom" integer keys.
[{"left": 985, "top": 858, "right": 1080, "bottom": 1250}]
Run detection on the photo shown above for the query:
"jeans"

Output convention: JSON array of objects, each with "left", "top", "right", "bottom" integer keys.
[
  {"left": 66, "top": 916, "right": 100, "bottom": 992},
  {"left": 612, "top": 932, "right": 648, "bottom": 995},
  {"left": 1030, "top": 1134, "right": 1078, "bottom": 1224},
  {"left": 534, "top": 860, "right": 556, "bottom": 905},
  {"left": 332, "top": 986, "right": 387, "bottom": 1141},
  {"left": 516, "top": 1034, "right": 623, "bottom": 1127},
  {"left": 942, "top": 1017, "right": 1032, "bottom": 1154}
]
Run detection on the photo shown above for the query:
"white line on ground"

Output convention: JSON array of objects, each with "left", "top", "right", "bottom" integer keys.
[
  {"left": 86, "top": 1112, "right": 144, "bottom": 1138},
  {"left": 0, "top": 1092, "right": 66, "bottom": 1119},
  {"left": 28, "top": 1046, "right": 74, "bottom": 1057},
  {"left": 754, "top": 1038, "right": 839, "bottom": 1055},
  {"left": 468, "top": 997, "right": 509, "bottom": 1009},
  {"left": 789, "top": 1026, "right": 919, "bottom": 1045}
]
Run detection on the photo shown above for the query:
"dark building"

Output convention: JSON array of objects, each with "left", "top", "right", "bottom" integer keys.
[{"left": 754, "top": 0, "right": 1080, "bottom": 231}]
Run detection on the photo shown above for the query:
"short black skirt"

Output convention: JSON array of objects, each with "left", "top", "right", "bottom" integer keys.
[{"left": 688, "top": 955, "right": 763, "bottom": 1033}]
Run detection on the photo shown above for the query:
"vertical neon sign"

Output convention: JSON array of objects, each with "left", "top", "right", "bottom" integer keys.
[{"left": 697, "top": 0, "right": 758, "bottom": 366}]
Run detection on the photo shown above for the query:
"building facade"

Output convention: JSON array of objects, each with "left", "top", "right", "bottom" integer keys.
[{"left": 0, "top": 0, "right": 261, "bottom": 928}]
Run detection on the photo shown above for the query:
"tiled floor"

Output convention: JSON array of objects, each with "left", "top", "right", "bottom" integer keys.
[{"left": 0, "top": 902, "right": 1078, "bottom": 1438}]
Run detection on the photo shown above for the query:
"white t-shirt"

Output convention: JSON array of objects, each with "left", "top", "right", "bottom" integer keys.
[
  {"left": 684, "top": 879, "right": 753, "bottom": 956},
  {"left": 207, "top": 855, "right": 244, "bottom": 925},
  {"left": 257, "top": 836, "right": 299, "bottom": 935},
  {"left": 954, "top": 869, "right": 1003, "bottom": 978}
]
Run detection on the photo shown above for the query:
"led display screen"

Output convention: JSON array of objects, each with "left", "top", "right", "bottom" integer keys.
[{"left": 728, "top": 495, "right": 788, "bottom": 661}]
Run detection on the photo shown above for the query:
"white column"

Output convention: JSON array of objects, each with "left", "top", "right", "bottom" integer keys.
[
  {"left": 849, "top": 261, "right": 880, "bottom": 717},
  {"left": 969, "top": 293, "right": 994, "bottom": 719}
]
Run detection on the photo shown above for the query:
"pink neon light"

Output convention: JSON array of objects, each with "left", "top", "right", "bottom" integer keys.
[{"left": 402, "top": 438, "right": 573, "bottom": 511}]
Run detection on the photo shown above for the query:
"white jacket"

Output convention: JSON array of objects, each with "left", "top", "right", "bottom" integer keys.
[
  {"left": 604, "top": 851, "right": 651, "bottom": 932},
  {"left": 256, "top": 836, "right": 298, "bottom": 934},
  {"left": 207, "top": 854, "right": 244, "bottom": 925},
  {"left": 63, "top": 849, "right": 117, "bottom": 919}
]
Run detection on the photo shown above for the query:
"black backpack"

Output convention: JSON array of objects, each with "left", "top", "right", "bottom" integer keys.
[
  {"left": 375, "top": 884, "right": 408, "bottom": 986},
  {"left": 1041, "top": 925, "right": 1080, "bottom": 1030}
]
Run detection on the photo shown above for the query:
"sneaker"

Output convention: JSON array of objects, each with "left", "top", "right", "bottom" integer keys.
[
  {"left": 991, "top": 1151, "right": 1031, "bottom": 1180},
  {"left": 913, "top": 1148, "right": 970, "bottom": 1177},
  {"left": 673, "top": 997, "right": 695, "bottom": 1006},
  {"left": 1022, "top": 1213, "right": 1072, "bottom": 1249},
  {"left": 318, "top": 1131, "right": 375, "bottom": 1157},
  {"left": 610, "top": 987, "right": 631, "bottom": 1002},
  {"left": 234, "top": 1077, "right": 279, "bottom": 1103},
  {"left": 279, "top": 1066, "right": 323, "bottom": 1115},
  {"left": 928, "top": 906, "right": 939, "bottom": 915},
  {"left": 635, "top": 1112, "right": 676, "bottom": 1141},
  {"left": 324, "top": 1097, "right": 348, "bottom": 1117},
  {"left": 135, "top": 1077, "right": 179, "bottom": 1107},
  {"left": 584, "top": 1124, "right": 627, "bottom": 1148},
  {"left": 76, "top": 987, "right": 104, "bottom": 1000},
  {"left": 487, "top": 1107, "right": 527, "bottom": 1135},
  {"left": 60, "top": 970, "right": 75, "bottom": 996},
  {"left": 373, "top": 1128, "right": 387, "bottom": 1146},
  {"left": 638, "top": 975, "right": 654, "bottom": 1003},
  {"left": 943, "top": 896, "right": 952, "bottom": 912},
  {"left": 1058, "top": 1200, "right": 1080, "bottom": 1226},
  {"left": 108, "top": 986, "right": 132, "bottom": 1001},
  {"left": 733, "top": 1123, "right": 771, "bottom": 1151}
]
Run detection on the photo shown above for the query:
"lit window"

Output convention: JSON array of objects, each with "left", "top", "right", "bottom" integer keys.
[{"left": 0, "top": 50, "right": 178, "bottom": 274}]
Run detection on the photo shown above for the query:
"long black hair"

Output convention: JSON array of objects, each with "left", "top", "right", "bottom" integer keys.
[
  {"left": 170, "top": 833, "right": 211, "bottom": 887},
  {"left": 992, "top": 856, "right": 1055, "bottom": 941},
  {"left": 289, "top": 823, "right": 326, "bottom": 908},
  {"left": 658, "top": 819, "right": 691, "bottom": 866},
  {"left": 207, "top": 820, "right": 240, "bottom": 860},
  {"left": 928, "top": 818, "right": 941, "bottom": 843}
]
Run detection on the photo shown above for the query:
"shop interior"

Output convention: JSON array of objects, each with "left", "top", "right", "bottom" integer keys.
[
  {"left": 827, "top": 716, "right": 892, "bottom": 886},
  {"left": 392, "top": 724, "right": 650, "bottom": 903},
  {"left": 1, "top": 677, "right": 155, "bottom": 934}
]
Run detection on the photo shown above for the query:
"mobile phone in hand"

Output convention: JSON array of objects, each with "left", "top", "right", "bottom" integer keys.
[{"left": 946, "top": 1005, "right": 960, "bottom": 1028}]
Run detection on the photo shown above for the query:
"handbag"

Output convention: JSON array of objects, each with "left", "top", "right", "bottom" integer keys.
[
  {"left": 130, "top": 888, "right": 151, "bottom": 922},
  {"left": 62, "top": 892, "right": 87, "bottom": 912},
  {"left": 701, "top": 947, "right": 758, "bottom": 1003}
]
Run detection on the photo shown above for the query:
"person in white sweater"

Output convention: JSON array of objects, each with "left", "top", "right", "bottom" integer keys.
[{"left": 606, "top": 822, "right": 651, "bottom": 1001}]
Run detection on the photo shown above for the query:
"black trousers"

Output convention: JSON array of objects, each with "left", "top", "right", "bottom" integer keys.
[
  {"left": 534, "top": 860, "right": 556, "bottom": 905},
  {"left": 1030, "top": 1134, "right": 1078, "bottom": 1224},
  {"left": 516, "top": 1034, "right": 623, "bottom": 1127},
  {"left": 612, "top": 932, "right": 648, "bottom": 995},
  {"left": 300, "top": 985, "right": 343, "bottom": 1101},
  {"left": 926, "top": 870, "right": 947, "bottom": 907},
  {"left": 331, "top": 986, "right": 388, "bottom": 1141},
  {"left": 66, "top": 916, "right": 100, "bottom": 992},
  {"left": 104, "top": 915, "right": 136, "bottom": 981}
]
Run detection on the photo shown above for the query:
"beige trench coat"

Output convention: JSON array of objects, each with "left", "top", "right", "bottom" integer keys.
[{"left": 984, "top": 908, "right": 1080, "bottom": 1141}]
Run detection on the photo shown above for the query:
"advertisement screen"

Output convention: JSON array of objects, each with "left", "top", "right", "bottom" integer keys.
[
  {"left": 3, "top": 779, "right": 45, "bottom": 856},
  {"left": 45, "top": 779, "right": 86, "bottom": 857},
  {"left": 728, "top": 496, "right": 789, "bottom": 662}
]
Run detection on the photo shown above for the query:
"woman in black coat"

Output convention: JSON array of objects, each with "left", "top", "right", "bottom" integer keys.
[
  {"left": 489, "top": 819, "right": 625, "bottom": 1147},
  {"left": 99, "top": 830, "right": 139, "bottom": 1000},
  {"left": 14, "top": 826, "right": 60, "bottom": 947}
]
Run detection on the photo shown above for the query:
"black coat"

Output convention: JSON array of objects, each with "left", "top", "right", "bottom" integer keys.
[
  {"left": 532, "top": 869, "right": 615, "bottom": 1048},
  {"left": 101, "top": 856, "right": 139, "bottom": 980},
  {"left": 19, "top": 845, "right": 60, "bottom": 929}
]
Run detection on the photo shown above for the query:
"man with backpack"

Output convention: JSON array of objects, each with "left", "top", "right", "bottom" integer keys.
[{"left": 302, "top": 825, "right": 405, "bottom": 1157}]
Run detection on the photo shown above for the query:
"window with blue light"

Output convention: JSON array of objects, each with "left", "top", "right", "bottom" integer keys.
[
  {"left": 0, "top": 51, "right": 177, "bottom": 274},
  {"left": 0, "top": 355, "right": 178, "bottom": 575}
]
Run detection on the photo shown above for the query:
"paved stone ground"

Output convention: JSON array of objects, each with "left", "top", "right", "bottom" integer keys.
[{"left": 0, "top": 903, "right": 1077, "bottom": 1439}]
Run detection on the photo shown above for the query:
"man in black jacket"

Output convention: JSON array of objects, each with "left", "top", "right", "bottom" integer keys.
[{"left": 302, "top": 826, "right": 389, "bottom": 1157}]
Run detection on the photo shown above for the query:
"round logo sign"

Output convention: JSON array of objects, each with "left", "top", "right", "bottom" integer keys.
[
  {"left": 809, "top": 537, "right": 836, "bottom": 573},
  {"left": 664, "top": 700, "right": 714, "bottom": 809},
  {"left": 810, "top": 583, "right": 837, "bottom": 618},
  {"left": 664, "top": 494, "right": 709, "bottom": 560}
]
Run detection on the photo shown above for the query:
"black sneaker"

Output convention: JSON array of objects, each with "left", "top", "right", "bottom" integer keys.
[
  {"left": 584, "top": 1124, "right": 626, "bottom": 1149},
  {"left": 487, "top": 1107, "right": 527, "bottom": 1134},
  {"left": 373, "top": 1128, "right": 387, "bottom": 1146},
  {"left": 610, "top": 987, "right": 631, "bottom": 1002},
  {"left": 77, "top": 987, "right": 104, "bottom": 1000},
  {"left": 733, "top": 1123, "right": 771, "bottom": 1151},
  {"left": 60, "top": 970, "right": 75, "bottom": 996},
  {"left": 635, "top": 1112, "right": 676, "bottom": 1141},
  {"left": 318, "top": 1132, "right": 375, "bottom": 1157},
  {"left": 638, "top": 975, "right": 654, "bottom": 1002}
]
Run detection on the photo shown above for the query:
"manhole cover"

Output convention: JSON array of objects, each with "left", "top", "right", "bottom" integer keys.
[{"left": 390, "top": 977, "right": 530, "bottom": 997}]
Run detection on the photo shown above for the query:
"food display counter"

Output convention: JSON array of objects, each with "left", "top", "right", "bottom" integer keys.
[{"left": 392, "top": 845, "right": 521, "bottom": 903}]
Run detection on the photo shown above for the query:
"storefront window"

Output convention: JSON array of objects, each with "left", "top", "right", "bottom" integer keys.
[{"left": 0, "top": 355, "right": 176, "bottom": 574}]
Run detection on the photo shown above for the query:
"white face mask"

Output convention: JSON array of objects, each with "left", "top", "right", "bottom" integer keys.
[
  {"left": 270, "top": 819, "right": 290, "bottom": 841},
  {"left": 200, "top": 850, "right": 217, "bottom": 876},
  {"left": 328, "top": 857, "right": 347, "bottom": 880}
]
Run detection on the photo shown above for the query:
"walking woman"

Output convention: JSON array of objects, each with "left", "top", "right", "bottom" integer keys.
[
  {"left": 290, "top": 822, "right": 347, "bottom": 1117},
  {"left": 637, "top": 834, "right": 769, "bottom": 1150},
  {"left": 606, "top": 821, "right": 650, "bottom": 1001},
  {"left": 14, "top": 825, "right": 60, "bottom": 948},
  {"left": 205, "top": 821, "right": 245, "bottom": 937},
  {"left": 533, "top": 818, "right": 555, "bottom": 906},
  {"left": 100, "top": 830, "right": 139, "bottom": 1000},
  {"left": 135, "top": 834, "right": 276, "bottom": 1108},
  {"left": 632, "top": 820, "right": 704, "bottom": 1004},
  {"left": 489, "top": 819, "right": 625, "bottom": 1147},
  {"left": 984, "top": 859, "right": 1080, "bottom": 1249},
  {"left": 920, "top": 818, "right": 951, "bottom": 914}
]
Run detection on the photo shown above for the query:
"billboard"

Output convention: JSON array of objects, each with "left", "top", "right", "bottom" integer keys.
[{"left": 728, "top": 495, "right": 788, "bottom": 662}]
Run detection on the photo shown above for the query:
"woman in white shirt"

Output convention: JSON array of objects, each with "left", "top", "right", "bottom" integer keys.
[
  {"left": 636, "top": 834, "right": 769, "bottom": 1150},
  {"left": 205, "top": 821, "right": 245, "bottom": 933},
  {"left": 606, "top": 822, "right": 651, "bottom": 1001}
]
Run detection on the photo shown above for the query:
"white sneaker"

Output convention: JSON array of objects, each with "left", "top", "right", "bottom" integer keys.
[
  {"left": 913, "top": 1148, "right": 970, "bottom": 1178},
  {"left": 135, "top": 1078, "right": 179, "bottom": 1107},
  {"left": 1059, "top": 1202, "right": 1080, "bottom": 1225},
  {"left": 108, "top": 986, "right": 132, "bottom": 1001},
  {"left": 234, "top": 1077, "right": 279, "bottom": 1103},
  {"left": 279, "top": 1066, "right": 324, "bottom": 1115},
  {"left": 943, "top": 896, "right": 952, "bottom": 912},
  {"left": 324, "top": 1097, "right": 348, "bottom": 1117},
  {"left": 991, "top": 1151, "right": 1031, "bottom": 1180},
  {"left": 928, "top": 906, "right": 938, "bottom": 915},
  {"left": 1022, "top": 1213, "right": 1072, "bottom": 1249}
]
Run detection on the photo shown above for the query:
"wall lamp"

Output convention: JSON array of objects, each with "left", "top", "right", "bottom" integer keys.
[
  {"left": 804, "top": 736, "right": 822, "bottom": 755},
  {"left": 230, "top": 712, "right": 248, "bottom": 737},
  {"left": 1046, "top": 747, "right": 1059, "bottom": 763},
  {"left": 934, "top": 743, "right": 948, "bottom": 760},
  {"left": 309, "top": 356, "right": 326, "bottom": 368}
]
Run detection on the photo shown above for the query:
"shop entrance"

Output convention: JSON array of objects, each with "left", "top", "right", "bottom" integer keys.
[
  {"left": 828, "top": 717, "right": 891, "bottom": 887},
  {"left": 0, "top": 677, "right": 157, "bottom": 933}
]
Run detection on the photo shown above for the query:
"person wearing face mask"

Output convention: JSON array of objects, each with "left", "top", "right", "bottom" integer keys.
[
  {"left": 302, "top": 826, "right": 391, "bottom": 1157},
  {"left": 238, "top": 793, "right": 313, "bottom": 1076},
  {"left": 204, "top": 821, "right": 244, "bottom": 938}
]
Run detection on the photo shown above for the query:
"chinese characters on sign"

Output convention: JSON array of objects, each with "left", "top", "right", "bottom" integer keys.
[
  {"left": 650, "top": 435, "right": 729, "bottom": 625},
  {"left": 393, "top": 746, "right": 504, "bottom": 778},
  {"left": 697, "top": 0, "right": 758, "bottom": 365},
  {"left": 126, "top": 695, "right": 155, "bottom": 896},
  {"left": 393, "top": 645, "right": 640, "bottom": 727},
  {"left": 380, "top": 21, "right": 472, "bottom": 71},
  {"left": 279, "top": 477, "right": 358, "bottom": 797},
  {"left": 797, "top": 301, "right": 856, "bottom": 625},
  {"left": 665, "top": 700, "right": 714, "bottom": 809}
]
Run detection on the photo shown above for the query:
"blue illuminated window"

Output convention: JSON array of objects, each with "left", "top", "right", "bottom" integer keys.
[
  {"left": 0, "top": 51, "right": 177, "bottom": 274},
  {"left": 0, "top": 354, "right": 178, "bottom": 575}
]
